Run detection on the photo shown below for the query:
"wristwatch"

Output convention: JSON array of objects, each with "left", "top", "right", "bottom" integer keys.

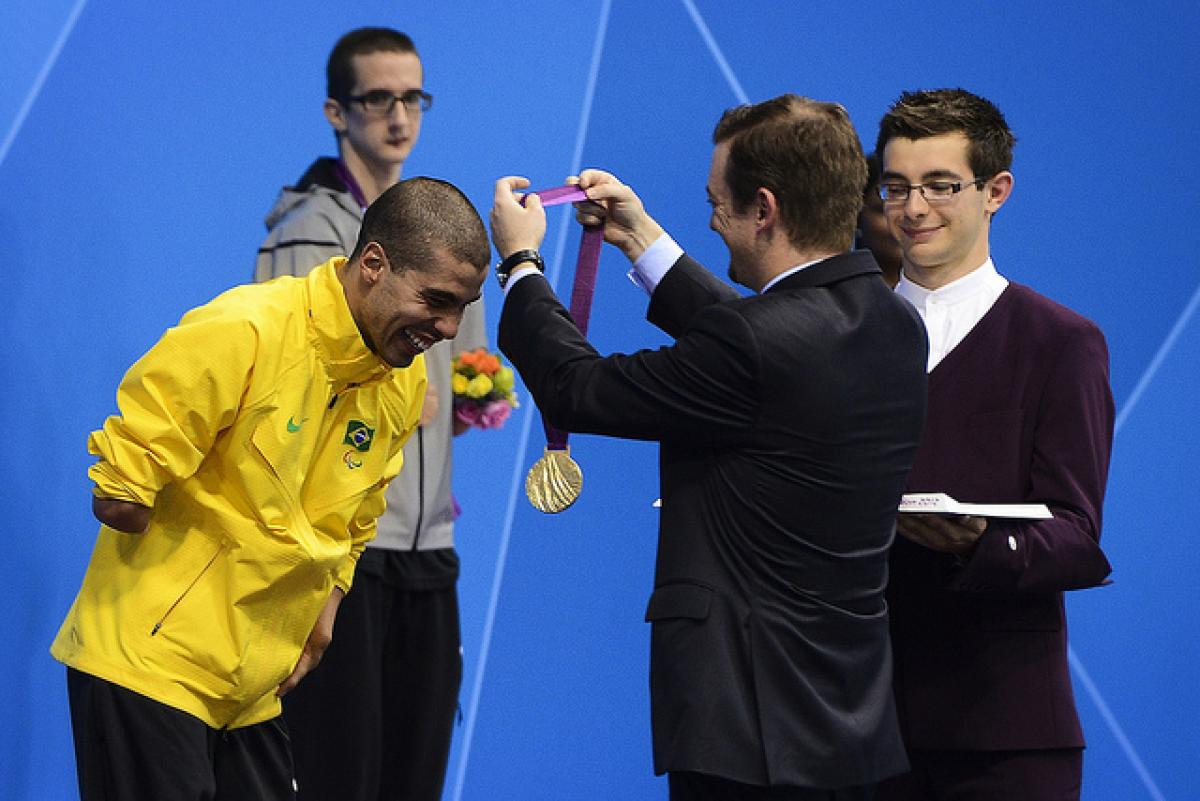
[{"left": 496, "top": 249, "right": 544, "bottom": 289}]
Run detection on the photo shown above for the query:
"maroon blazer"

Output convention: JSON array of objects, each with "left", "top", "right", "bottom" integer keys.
[{"left": 888, "top": 282, "right": 1115, "bottom": 751}]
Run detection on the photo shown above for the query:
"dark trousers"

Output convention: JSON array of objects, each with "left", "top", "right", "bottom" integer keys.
[
  {"left": 669, "top": 772, "right": 875, "bottom": 801},
  {"left": 66, "top": 668, "right": 295, "bottom": 801},
  {"left": 874, "top": 748, "right": 1083, "bottom": 801},
  {"left": 282, "top": 571, "right": 463, "bottom": 801}
]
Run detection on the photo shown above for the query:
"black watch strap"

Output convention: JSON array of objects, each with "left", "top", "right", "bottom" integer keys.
[{"left": 496, "top": 249, "right": 544, "bottom": 288}]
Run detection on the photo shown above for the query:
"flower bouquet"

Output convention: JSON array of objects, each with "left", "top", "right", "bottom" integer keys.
[{"left": 451, "top": 348, "right": 519, "bottom": 430}]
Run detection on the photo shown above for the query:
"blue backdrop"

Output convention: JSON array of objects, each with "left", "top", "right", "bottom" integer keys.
[{"left": 1, "top": 2, "right": 1195, "bottom": 799}]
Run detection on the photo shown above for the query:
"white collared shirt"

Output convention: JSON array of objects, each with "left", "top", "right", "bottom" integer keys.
[
  {"left": 628, "top": 234, "right": 684, "bottom": 294},
  {"left": 894, "top": 259, "right": 1008, "bottom": 372},
  {"left": 507, "top": 232, "right": 826, "bottom": 297},
  {"left": 627, "top": 234, "right": 822, "bottom": 296},
  {"left": 759, "top": 257, "right": 825, "bottom": 293},
  {"left": 503, "top": 262, "right": 544, "bottom": 294},
  {"left": 503, "top": 234, "right": 685, "bottom": 295}
]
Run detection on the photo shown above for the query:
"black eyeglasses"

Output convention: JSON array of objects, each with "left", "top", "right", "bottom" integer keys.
[
  {"left": 344, "top": 89, "right": 433, "bottom": 116},
  {"left": 878, "top": 177, "right": 988, "bottom": 204}
]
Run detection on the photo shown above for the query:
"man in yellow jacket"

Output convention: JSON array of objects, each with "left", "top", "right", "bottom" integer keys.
[{"left": 51, "top": 177, "right": 489, "bottom": 801}]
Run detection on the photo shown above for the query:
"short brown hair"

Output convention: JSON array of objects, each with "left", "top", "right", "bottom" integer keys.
[
  {"left": 327, "top": 27, "right": 420, "bottom": 100},
  {"left": 875, "top": 88, "right": 1016, "bottom": 179},
  {"left": 352, "top": 178, "right": 490, "bottom": 275},
  {"left": 713, "top": 94, "right": 866, "bottom": 253}
]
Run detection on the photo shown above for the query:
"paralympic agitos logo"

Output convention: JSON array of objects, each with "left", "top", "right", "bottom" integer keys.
[{"left": 341, "top": 420, "right": 373, "bottom": 469}]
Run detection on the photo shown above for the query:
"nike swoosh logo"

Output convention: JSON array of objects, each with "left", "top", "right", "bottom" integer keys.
[{"left": 286, "top": 416, "right": 306, "bottom": 433}]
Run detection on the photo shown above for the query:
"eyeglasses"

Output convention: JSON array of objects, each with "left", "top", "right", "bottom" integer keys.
[
  {"left": 877, "top": 177, "right": 988, "bottom": 204},
  {"left": 344, "top": 89, "right": 433, "bottom": 116}
]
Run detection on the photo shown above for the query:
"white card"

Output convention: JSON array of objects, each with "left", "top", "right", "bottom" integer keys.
[{"left": 899, "top": 493, "right": 1052, "bottom": 520}]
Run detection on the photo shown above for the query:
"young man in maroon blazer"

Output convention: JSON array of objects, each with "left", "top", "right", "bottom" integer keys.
[{"left": 874, "top": 88, "right": 1115, "bottom": 800}]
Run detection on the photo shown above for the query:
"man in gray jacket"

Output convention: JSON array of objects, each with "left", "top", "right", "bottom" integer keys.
[{"left": 256, "top": 27, "right": 487, "bottom": 801}]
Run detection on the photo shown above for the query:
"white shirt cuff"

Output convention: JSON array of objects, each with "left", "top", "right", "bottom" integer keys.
[
  {"left": 503, "top": 265, "right": 544, "bottom": 295},
  {"left": 627, "top": 234, "right": 682, "bottom": 296}
]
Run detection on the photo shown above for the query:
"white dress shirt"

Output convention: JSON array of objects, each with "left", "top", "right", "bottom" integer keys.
[
  {"left": 627, "top": 234, "right": 823, "bottom": 296},
  {"left": 894, "top": 259, "right": 1008, "bottom": 372},
  {"left": 627, "top": 234, "right": 684, "bottom": 294},
  {"left": 505, "top": 234, "right": 685, "bottom": 297},
  {"left": 507, "top": 232, "right": 824, "bottom": 297}
]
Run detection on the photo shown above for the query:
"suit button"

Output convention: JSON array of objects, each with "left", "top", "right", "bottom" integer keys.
[{"left": 1007, "top": 535, "right": 1018, "bottom": 551}]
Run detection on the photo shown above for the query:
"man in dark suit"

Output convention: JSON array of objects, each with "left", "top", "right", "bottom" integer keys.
[
  {"left": 489, "top": 94, "right": 928, "bottom": 800},
  {"left": 873, "top": 89, "right": 1115, "bottom": 801}
]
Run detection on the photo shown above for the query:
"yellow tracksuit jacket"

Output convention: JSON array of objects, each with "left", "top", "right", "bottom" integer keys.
[{"left": 52, "top": 258, "right": 424, "bottom": 728}]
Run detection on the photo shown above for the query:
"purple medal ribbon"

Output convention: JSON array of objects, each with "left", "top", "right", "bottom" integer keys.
[
  {"left": 334, "top": 158, "right": 369, "bottom": 212},
  {"left": 526, "top": 185, "right": 604, "bottom": 452}
]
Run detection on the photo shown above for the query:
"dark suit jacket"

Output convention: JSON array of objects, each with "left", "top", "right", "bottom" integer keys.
[
  {"left": 500, "top": 251, "right": 928, "bottom": 788},
  {"left": 888, "top": 283, "right": 1114, "bottom": 751}
]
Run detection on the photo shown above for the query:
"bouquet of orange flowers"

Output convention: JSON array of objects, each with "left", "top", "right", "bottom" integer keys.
[{"left": 451, "top": 348, "right": 519, "bottom": 430}]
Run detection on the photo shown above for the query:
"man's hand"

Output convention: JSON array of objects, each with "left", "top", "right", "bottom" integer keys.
[
  {"left": 277, "top": 586, "right": 344, "bottom": 697},
  {"left": 575, "top": 169, "right": 664, "bottom": 262},
  {"left": 896, "top": 513, "right": 987, "bottom": 556},
  {"left": 93, "top": 496, "right": 152, "bottom": 534},
  {"left": 490, "top": 176, "right": 547, "bottom": 258},
  {"left": 420, "top": 384, "right": 439, "bottom": 427}
]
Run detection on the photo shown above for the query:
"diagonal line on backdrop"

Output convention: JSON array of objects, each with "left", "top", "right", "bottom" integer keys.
[
  {"left": 1114, "top": 277, "right": 1200, "bottom": 435},
  {"left": 680, "top": 0, "right": 749, "bottom": 104},
  {"left": 0, "top": 0, "right": 90, "bottom": 170},
  {"left": 1063, "top": 277, "right": 1200, "bottom": 801},
  {"left": 450, "top": 3, "right": 613, "bottom": 799},
  {"left": 1068, "top": 648, "right": 1166, "bottom": 801}
]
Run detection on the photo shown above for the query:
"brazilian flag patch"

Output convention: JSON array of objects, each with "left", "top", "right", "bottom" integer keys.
[{"left": 343, "top": 420, "right": 375, "bottom": 452}]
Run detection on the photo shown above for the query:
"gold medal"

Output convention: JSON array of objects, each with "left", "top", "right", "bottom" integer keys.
[{"left": 525, "top": 446, "right": 583, "bottom": 513}]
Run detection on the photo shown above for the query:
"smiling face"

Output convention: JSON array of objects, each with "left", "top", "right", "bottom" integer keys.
[
  {"left": 327, "top": 50, "right": 425, "bottom": 177},
  {"left": 707, "top": 141, "right": 758, "bottom": 289},
  {"left": 351, "top": 242, "right": 484, "bottom": 368},
  {"left": 881, "top": 132, "right": 1012, "bottom": 288}
]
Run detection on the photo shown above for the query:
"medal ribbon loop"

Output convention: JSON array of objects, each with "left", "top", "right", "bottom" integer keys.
[{"left": 522, "top": 185, "right": 603, "bottom": 512}]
